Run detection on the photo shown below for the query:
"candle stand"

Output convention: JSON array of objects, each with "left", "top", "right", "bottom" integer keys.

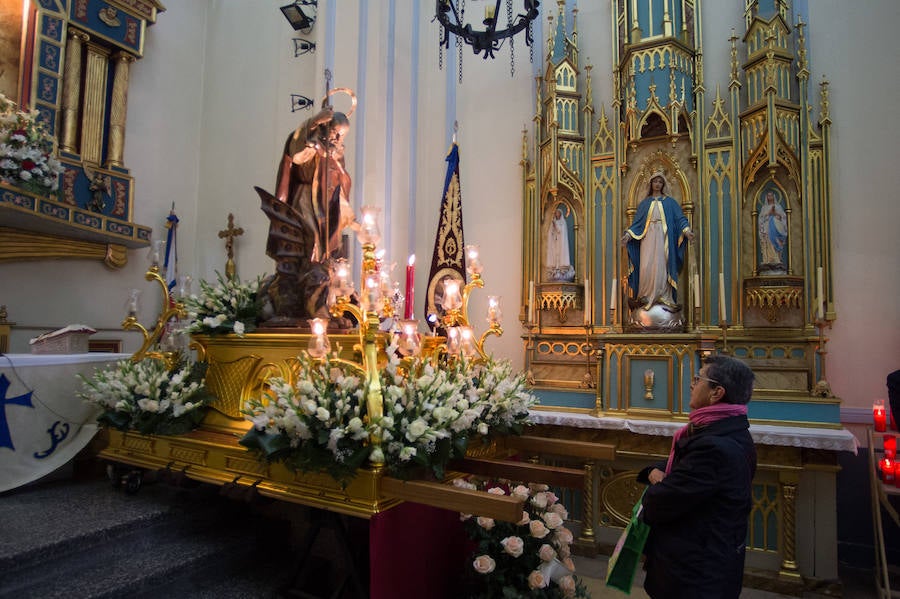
[
  {"left": 719, "top": 320, "right": 730, "bottom": 355},
  {"left": 580, "top": 324, "right": 595, "bottom": 389},
  {"left": 812, "top": 317, "right": 834, "bottom": 398}
]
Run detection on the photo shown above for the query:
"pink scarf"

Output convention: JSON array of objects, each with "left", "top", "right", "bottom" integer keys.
[{"left": 664, "top": 403, "right": 748, "bottom": 474}]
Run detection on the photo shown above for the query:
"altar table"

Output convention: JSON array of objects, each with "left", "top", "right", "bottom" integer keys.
[{"left": 0, "top": 353, "right": 129, "bottom": 493}]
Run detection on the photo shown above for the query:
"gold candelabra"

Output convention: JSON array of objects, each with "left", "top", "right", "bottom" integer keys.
[
  {"left": 321, "top": 214, "right": 503, "bottom": 461},
  {"left": 122, "top": 263, "right": 186, "bottom": 370}
]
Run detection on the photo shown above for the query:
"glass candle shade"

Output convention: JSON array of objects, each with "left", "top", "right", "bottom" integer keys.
[
  {"left": 465, "top": 244, "right": 483, "bottom": 276},
  {"left": 125, "top": 289, "right": 142, "bottom": 317},
  {"left": 446, "top": 326, "right": 461, "bottom": 356},
  {"left": 332, "top": 258, "right": 353, "bottom": 297},
  {"left": 441, "top": 278, "right": 462, "bottom": 311},
  {"left": 364, "top": 275, "right": 382, "bottom": 314},
  {"left": 458, "top": 325, "right": 477, "bottom": 358},
  {"left": 397, "top": 320, "right": 422, "bottom": 357},
  {"left": 487, "top": 295, "right": 502, "bottom": 326},
  {"left": 307, "top": 318, "right": 331, "bottom": 358},
  {"left": 357, "top": 206, "right": 382, "bottom": 245}
]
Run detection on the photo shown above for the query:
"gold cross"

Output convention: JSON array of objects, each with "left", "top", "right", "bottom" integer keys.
[{"left": 218, "top": 213, "right": 244, "bottom": 280}]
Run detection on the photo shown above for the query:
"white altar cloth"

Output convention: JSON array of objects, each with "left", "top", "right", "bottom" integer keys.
[
  {"left": 0, "top": 353, "right": 130, "bottom": 493},
  {"left": 530, "top": 409, "right": 858, "bottom": 454}
]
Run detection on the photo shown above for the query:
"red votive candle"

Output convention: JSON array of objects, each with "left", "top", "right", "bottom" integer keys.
[
  {"left": 885, "top": 435, "right": 897, "bottom": 460},
  {"left": 874, "top": 400, "right": 888, "bottom": 432},
  {"left": 882, "top": 458, "right": 896, "bottom": 484}
]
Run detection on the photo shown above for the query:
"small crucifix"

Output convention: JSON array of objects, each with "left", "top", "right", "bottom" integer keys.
[{"left": 218, "top": 213, "right": 244, "bottom": 280}]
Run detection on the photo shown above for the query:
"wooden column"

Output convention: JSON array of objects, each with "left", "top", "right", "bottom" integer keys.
[
  {"left": 60, "top": 29, "right": 89, "bottom": 154},
  {"left": 106, "top": 51, "right": 134, "bottom": 168},
  {"left": 81, "top": 42, "right": 110, "bottom": 165}
]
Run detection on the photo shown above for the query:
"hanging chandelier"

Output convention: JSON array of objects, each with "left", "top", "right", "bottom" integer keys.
[{"left": 436, "top": 0, "right": 540, "bottom": 60}]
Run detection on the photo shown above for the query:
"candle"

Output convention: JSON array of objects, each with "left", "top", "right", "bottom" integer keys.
[
  {"left": 884, "top": 435, "right": 896, "bottom": 460},
  {"left": 875, "top": 400, "right": 888, "bottom": 432},
  {"left": 528, "top": 280, "right": 535, "bottom": 324},
  {"left": 881, "top": 458, "right": 895, "bottom": 484},
  {"left": 719, "top": 272, "right": 727, "bottom": 323},
  {"left": 816, "top": 266, "right": 824, "bottom": 320},
  {"left": 584, "top": 278, "right": 591, "bottom": 325},
  {"left": 442, "top": 278, "right": 462, "bottom": 311},
  {"left": 487, "top": 296, "right": 501, "bottom": 326},
  {"left": 404, "top": 254, "right": 415, "bottom": 319},
  {"left": 693, "top": 273, "right": 701, "bottom": 309},
  {"left": 609, "top": 278, "right": 617, "bottom": 312}
]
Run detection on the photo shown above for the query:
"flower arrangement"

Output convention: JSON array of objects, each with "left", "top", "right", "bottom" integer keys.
[
  {"left": 182, "top": 271, "right": 264, "bottom": 337},
  {"left": 239, "top": 346, "right": 537, "bottom": 483},
  {"left": 457, "top": 477, "right": 592, "bottom": 598},
  {"left": 0, "top": 93, "right": 64, "bottom": 195},
  {"left": 79, "top": 358, "right": 213, "bottom": 435}
]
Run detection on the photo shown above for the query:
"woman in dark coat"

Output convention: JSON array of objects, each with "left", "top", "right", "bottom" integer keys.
[{"left": 637, "top": 355, "right": 757, "bottom": 598}]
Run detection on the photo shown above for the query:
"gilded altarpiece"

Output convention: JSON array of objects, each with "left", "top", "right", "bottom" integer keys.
[
  {"left": 0, "top": 0, "right": 163, "bottom": 267},
  {"left": 520, "top": 0, "right": 844, "bottom": 587}
]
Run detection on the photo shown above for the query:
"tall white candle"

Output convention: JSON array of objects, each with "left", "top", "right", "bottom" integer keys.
[
  {"left": 580, "top": 279, "right": 588, "bottom": 324},
  {"left": 693, "top": 273, "right": 701, "bottom": 309},
  {"left": 719, "top": 272, "right": 727, "bottom": 323},
  {"left": 816, "top": 266, "right": 824, "bottom": 319},
  {"left": 609, "top": 278, "right": 617, "bottom": 311},
  {"left": 528, "top": 280, "right": 535, "bottom": 324}
]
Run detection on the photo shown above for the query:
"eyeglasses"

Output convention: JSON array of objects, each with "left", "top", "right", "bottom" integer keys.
[{"left": 692, "top": 374, "right": 721, "bottom": 387}]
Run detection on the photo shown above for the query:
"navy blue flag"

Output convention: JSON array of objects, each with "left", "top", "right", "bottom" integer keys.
[{"left": 423, "top": 142, "right": 467, "bottom": 332}]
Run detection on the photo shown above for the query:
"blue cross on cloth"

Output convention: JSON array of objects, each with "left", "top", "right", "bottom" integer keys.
[{"left": 0, "top": 373, "right": 34, "bottom": 451}]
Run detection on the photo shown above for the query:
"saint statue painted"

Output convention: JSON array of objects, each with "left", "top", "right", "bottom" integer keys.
[
  {"left": 758, "top": 190, "right": 787, "bottom": 273},
  {"left": 545, "top": 205, "right": 575, "bottom": 282},
  {"left": 255, "top": 87, "right": 360, "bottom": 327},
  {"left": 621, "top": 172, "right": 693, "bottom": 311}
]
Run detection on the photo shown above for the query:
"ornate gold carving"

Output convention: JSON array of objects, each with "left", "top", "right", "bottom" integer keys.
[
  {"left": 643, "top": 368, "right": 655, "bottom": 400},
  {"left": 539, "top": 288, "right": 578, "bottom": 323},
  {"left": 0, "top": 227, "right": 129, "bottom": 268},
  {"left": 82, "top": 43, "right": 111, "bottom": 165},
  {"left": 122, "top": 433, "right": 154, "bottom": 453},
  {"left": 206, "top": 354, "right": 264, "bottom": 418},
  {"left": 436, "top": 171, "right": 464, "bottom": 268},
  {"left": 705, "top": 86, "right": 732, "bottom": 140},
  {"left": 745, "top": 286, "right": 802, "bottom": 323},
  {"left": 779, "top": 481, "right": 801, "bottom": 579},
  {"left": 225, "top": 456, "right": 269, "bottom": 477},
  {"left": 61, "top": 30, "right": 89, "bottom": 153},
  {"left": 106, "top": 52, "right": 134, "bottom": 168},
  {"left": 169, "top": 444, "right": 208, "bottom": 466},
  {"left": 599, "top": 470, "right": 644, "bottom": 527}
]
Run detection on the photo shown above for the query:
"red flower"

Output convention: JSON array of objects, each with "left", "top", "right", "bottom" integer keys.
[
  {"left": 13, "top": 129, "right": 26, "bottom": 137},
  {"left": 21, "top": 159, "right": 36, "bottom": 170}
]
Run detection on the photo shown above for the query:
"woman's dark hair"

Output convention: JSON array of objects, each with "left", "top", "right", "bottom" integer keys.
[{"left": 704, "top": 355, "right": 755, "bottom": 405}]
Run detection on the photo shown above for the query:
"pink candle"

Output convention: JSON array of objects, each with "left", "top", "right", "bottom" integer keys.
[
  {"left": 875, "top": 402, "right": 888, "bottom": 432},
  {"left": 885, "top": 435, "right": 897, "bottom": 460},
  {"left": 404, "top": 254, "right": 415, "bottom": 319}
]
